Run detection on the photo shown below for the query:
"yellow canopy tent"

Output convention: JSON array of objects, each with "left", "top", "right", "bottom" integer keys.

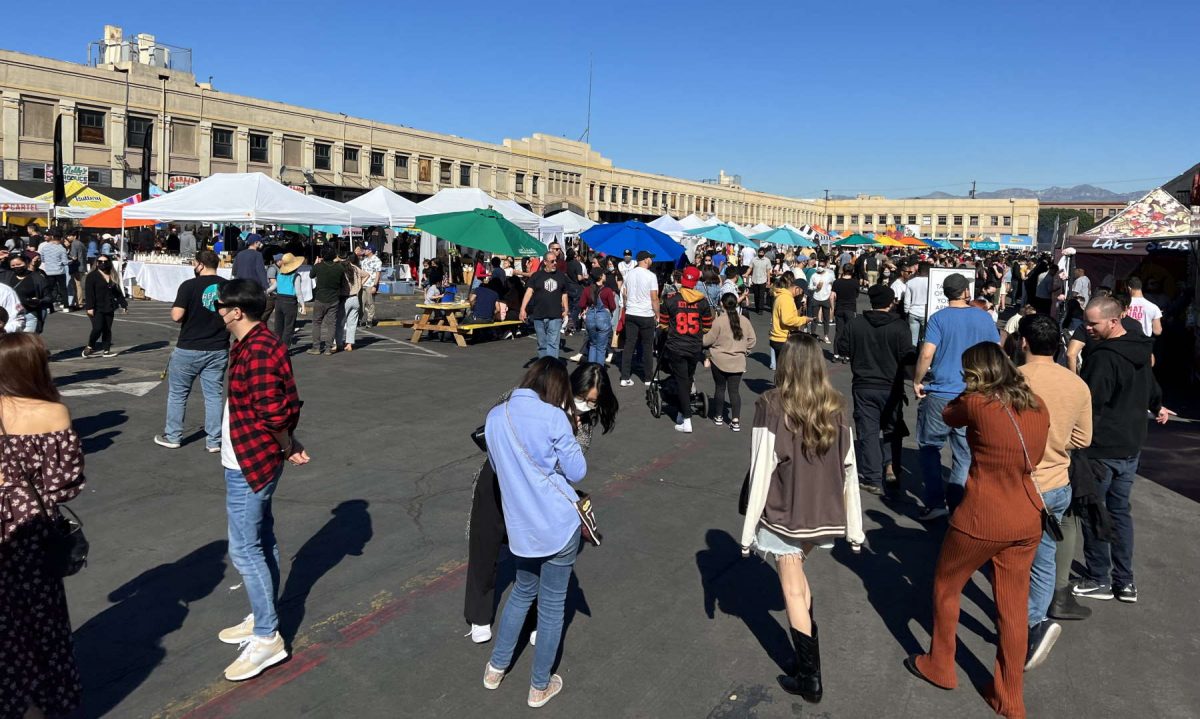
[{"left": 34, "top": 181, "right": 119, "bottom": 219}]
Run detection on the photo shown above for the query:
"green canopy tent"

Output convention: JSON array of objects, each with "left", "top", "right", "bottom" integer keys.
[
  {"left": 685, "top": 223, "right": 757, "bottom": 248},
  {"left": 833, "top": 233, "right": 878, "bottom": 246}
]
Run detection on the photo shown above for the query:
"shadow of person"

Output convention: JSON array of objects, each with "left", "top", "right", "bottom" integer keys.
[
  {"left": 72, "top": 541, "right": 227, "bottom": 719},
  {"left": 277, "top": 500, "right": 373, "bottom": 643},
  {"left": 743, "top": 378, "right": 774, "bottom": 396},
  {"left": 56, "top": 366, "right": 122, "bottom": 387},
  {"left": 71, "top": 409, "right": 128, "bottom": 454},
  {"left": 695, "top": 529, "right": 794, "bottom": 672}
]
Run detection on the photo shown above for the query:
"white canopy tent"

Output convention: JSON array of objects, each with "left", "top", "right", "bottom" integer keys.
[
  {"left": 308, "top": 195, "right": 391, "bottom": 227},
  {"left": 345, "top": 186, "right": 421, "bottom": 227},
  {"left": 545, "top": 209, "right": 595, "bottom": 236},
  {"left": 647, "top": 213, "right": 686, "bottom": 234},
  {"left": 124, "top": 172, "right": 348, "bottom": 225},
  {"left": 678, "top": 213, "right": 711, "bottom": 231},
  {"left": 750, "top": 222, "right": 773, "bottom": 235},
  {"left": 0, "top": 185, "right": 52, "bottom": 214}
]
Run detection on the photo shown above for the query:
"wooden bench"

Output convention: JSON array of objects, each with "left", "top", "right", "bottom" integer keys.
[{"left": 458, "top": 320, "right": 523, "bottom": 341}]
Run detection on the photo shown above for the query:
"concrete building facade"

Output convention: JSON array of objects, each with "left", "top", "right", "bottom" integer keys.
[
  {"left": 823, "top": 194, "right": 1040, "bottom": 240},
  {"left": 1040, "top": 201, "right": 1129, "bottom": 222},
  {"left": 0, "top": 30, "right": 826, "bottom": 227}
]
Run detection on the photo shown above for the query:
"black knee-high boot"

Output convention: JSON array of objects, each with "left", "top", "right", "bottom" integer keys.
[{"left": 778, "top": 604, "right": 822, "bottom": 702}]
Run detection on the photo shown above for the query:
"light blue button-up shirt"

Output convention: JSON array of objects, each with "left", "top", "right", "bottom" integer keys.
[{"left": 485, "top": 389, "right": 587, "bottom": 558}]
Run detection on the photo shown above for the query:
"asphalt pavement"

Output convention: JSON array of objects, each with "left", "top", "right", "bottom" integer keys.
[{"left": 38, "top": 296, "right": 1200, "bottom": 719}]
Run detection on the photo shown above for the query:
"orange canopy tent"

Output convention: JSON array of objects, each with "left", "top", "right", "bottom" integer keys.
[
  {"left": 80, "top": 203, "right": 158, "bottom": 229},
  {"left": 897, "top": 235, "right": 926, "bottom": 246}
]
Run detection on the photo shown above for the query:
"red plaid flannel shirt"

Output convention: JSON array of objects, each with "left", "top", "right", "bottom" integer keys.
[{"left": 228, "top": 322, "right": 301, "bottom": 491}]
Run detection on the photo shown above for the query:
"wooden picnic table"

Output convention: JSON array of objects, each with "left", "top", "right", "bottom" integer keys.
[{"left": 411, "top": 302, "right": 472, "bottom": 347}]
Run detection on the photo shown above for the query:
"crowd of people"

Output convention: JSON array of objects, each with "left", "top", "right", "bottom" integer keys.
[{"left": 0, "top": 218, "right": 1185, "bottom": 717}]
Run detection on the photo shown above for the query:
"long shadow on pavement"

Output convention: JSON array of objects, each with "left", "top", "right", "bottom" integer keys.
[
  {"left": 696, "top": 529, "right": 794, "bottom": 673},
  {"left": 73, "top": 409, "right": 128, "bottom": 454},
  {"left": 56, "top": 366, "right": 122, "bottom": 386},
  {"left": 277, "top": 500, "right": 373, "bottom": 643},
  {"left": 72, "top": 540, "right": 227, "bottom": 719}
]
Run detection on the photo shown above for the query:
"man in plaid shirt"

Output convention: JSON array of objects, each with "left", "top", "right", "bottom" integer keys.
[{"left": 213, "top": 279, "right": 310, "bottom": 681}]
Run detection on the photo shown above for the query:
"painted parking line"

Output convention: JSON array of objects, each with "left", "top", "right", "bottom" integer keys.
[{"left": 357, "top": 329, "right": 447, "bottom": 358}]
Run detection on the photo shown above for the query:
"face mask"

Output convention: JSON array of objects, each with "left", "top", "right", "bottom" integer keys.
[
  {"left": 96, "top": 261, "right": 111, "bottom": 270},
  {"left": 574, "top": 397, "right": 597, "bottom": 413},
  {"left": 13, "top": 267, "right": 28, "bottom": 276}
]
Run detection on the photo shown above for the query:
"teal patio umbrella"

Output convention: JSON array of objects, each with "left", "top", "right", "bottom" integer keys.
[
  {"left": 751, "top": 227, "right": 815, "bottom": 248},
  {"left": 834, "top": 233, "right": 878, "bottom": 246},
  {"left": 686, "top": 223, "right": 757, "bottom": 248}
]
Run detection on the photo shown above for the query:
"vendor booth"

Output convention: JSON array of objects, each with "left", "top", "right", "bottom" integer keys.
[
  {"left": 34, "top": 181, "right": 119, "bottom": 219},
  {"left": 346, "top": 186, "right": 422, "bottom": 228}
]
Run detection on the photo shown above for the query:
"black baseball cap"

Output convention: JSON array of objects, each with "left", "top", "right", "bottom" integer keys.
[
  {"left": 943, "top": 273, "right": 970, "bottom": 298},
  {"left": 623, "top": 249, "right": 632, "bottom": 256},
  {"left": 636, "top": 250, "right": 655, "bottom": 261},
  {"left": 868, "top": 285, "right": 895, "bottom": 308}
]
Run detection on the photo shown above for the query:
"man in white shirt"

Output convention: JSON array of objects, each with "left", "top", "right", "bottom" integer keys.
[
  {"left": 890, "top": 259, "right": 914, "bottom": 317},
  {"left": 904, "top": 262, "right": 931, "bottom": 345},
  {"left": 740, "top": 244, "right": 756, "bottom": 269},
  {"left": 0, "top": 282, "right": 24, "bottom": 332},
  {"left": 808, "top": 259, "right": 836, "bottom": 343},
  {"left": 619, "top": 251, "right": 660, "bottom": 387},
  {"left": 617, "top": 249, "right": 637, "bottom": 279},
  {"left": 1124, "top": 277, "right": 1162, "bottom": 337}
]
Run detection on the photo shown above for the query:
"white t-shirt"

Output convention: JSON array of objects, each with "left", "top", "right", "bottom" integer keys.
[
  {"left": 1126, "top": 296, "right": 1162, "bottom": 337},
  {"left": 905, "top": 276, "right": 929, "bottom": 318},
  {"left": 0, "top": 283, "right": 23, "bottom": 332},
  {"left": 221, "top": 401, "right": 239, "bottom": 470},
  {"left": 740, "top": 246, "right": 756, "bottom": 267},
  {"left": 623, "top": 266, "right": 659, "bottom": 317},
  {"left": 617, "top": 259, "right": 637, "bottom": 277},
  {"left": 811, "top": 269, "right": 835, "bottom": 302},
  {"left": 890, "top": 277, "right": 907, "bottom": 306}
]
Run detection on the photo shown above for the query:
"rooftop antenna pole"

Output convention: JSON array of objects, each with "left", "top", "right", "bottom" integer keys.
[
  {"left": 579, "top": 53, "right": 592, "bottom": 143},
  {"left": 970, "top": 179, "right": 976, "bottom": 199}
]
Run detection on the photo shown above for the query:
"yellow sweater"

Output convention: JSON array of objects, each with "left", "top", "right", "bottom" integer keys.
[{"left": 770, "top": 288, "right": 807, "bottom": 342}]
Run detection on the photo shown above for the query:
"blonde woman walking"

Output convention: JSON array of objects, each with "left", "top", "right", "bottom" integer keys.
[{"left": 740, "top": 333, "right": 864, "bottom": 703}]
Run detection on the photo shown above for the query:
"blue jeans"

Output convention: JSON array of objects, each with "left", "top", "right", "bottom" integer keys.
[
  {"left": 489, "top": 529, "right": 581, "bottom": 690},
  {"left": 908, "top": 315, "right": 925, "bottom": 346},
  {"left": 164, "top": 348, "right": 228, "bottom": 447},
  {"left": 584, "top": 307, "right": 612, "bottom": 365},
  {"left": 1028, "top": 484, "right": 1072, "bottom": 624},
  {"left": 917, "top": 393, "right": 971, "bottom": 511},
  {"left": 532, "top": 317, "right": 563, "bottom": 359},
  {"left": 19, "top": 311, "right": 40, "bottom": 333},
  {"left": 225, "top": 467, "right": 282, "bottom": 637},
  {"left": 1082, "top": 455, "right": 1139, "bottom": 587}
]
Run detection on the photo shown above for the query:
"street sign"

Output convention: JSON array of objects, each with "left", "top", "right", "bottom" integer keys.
[{"left": 926, "top": 268, "right": 975, "bottom": 320}]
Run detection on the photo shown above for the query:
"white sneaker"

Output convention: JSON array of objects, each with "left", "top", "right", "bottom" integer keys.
[
  {"left": 223, "top": 632, "right": 288, "bottom": 681},
  {"left": 619, "top": 379, "right": 634, "bottom": 387},
  {"left": 469, "top": 624, "right": 492, "bottom": 644},
  {"left": 568, "top": 353, "right": 583, "bottom": 363},
  {"left": 218, "top": 614, "right": 255, "bottom": 644},
  {"left": 675, "top": 418, "right": 693, "bottom": 434},
  {"left": 528, "top": 674, "right": 564, "bottom": 708}
]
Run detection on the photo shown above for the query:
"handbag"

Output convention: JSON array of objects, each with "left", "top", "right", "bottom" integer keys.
[
  {"left": 503, "top": 401, "right": 601, "bottom": 546},
  {"left": 22, "top": 473, "right": 89, "bottom": 576},
  {"left": 1003, "top": 406, "right": 1064, "bottom": 542},
  {"left": 470, "top": 425, "right": 487, "bottom": 453}
]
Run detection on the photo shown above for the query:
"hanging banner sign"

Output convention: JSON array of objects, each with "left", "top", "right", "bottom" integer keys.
[
  {"left": 167, "top": 175, "right": 199, "bottom": 191},
  {"left": 44, "top": 164, "right": 89, "bottom": 184}
]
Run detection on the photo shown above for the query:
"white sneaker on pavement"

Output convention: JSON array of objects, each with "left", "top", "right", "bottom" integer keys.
[
  {"left": 469, "top": 624, "right": 492, "bottom": 643},
  {"left": 620, "top": 379, "right": 634, "bottom": 387},
  {"left": 218, "top": 614, "right": 255, "bottom": 644},
  {"left": 223, "top": 632, "right": 288, "bottom": 681},
  {"left": 675, "top": 418, "right": 693, "bottom": 433}
]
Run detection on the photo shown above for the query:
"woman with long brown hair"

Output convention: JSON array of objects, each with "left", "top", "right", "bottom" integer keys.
[
  {"left": 905, "top": 341, "right": 1050, "bottom": 719},
  {"left": 740, "top": 333, "right": 864, "bottom": 704},
  {"left": 0, "top": 333, "right": 87, "bottom": 718}
]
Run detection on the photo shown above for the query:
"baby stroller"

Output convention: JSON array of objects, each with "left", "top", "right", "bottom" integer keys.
[{"left": 646, "top": 334, "right": 708, "bottom": 420}]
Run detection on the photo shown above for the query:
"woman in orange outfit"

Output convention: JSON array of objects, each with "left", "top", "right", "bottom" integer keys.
[{"left": 905, "top": 341, "right": 1050, "bottom": 719}]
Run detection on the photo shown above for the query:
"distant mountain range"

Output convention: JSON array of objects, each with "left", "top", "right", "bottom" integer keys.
[
  {"left": 922, "top": 184, "right": 1146, "bottom": 202},
  {"left": 830, "top": 184, "right": 1146, "bottom": 202}
]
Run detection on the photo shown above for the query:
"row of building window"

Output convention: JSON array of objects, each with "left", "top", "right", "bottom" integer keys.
[
  {"left": 584, "top": 181, "right": 812, "bottom": 222},
  {"left": 831, "top": 213, "right": 1016, "bottom": 227}
]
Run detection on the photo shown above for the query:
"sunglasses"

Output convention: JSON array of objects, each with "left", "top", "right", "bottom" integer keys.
[{"left": 213, "top": 301, "right": 240, "bottom": 312}]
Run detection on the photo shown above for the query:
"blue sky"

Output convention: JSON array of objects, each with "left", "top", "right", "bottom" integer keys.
[{"left": 6, "top": 1, "right": 1198, "bottom": 198}]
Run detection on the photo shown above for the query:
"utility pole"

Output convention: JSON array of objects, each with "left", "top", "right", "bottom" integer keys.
[
  {"left": 823, "top": 189, "right": 830, "bottom": 232},
  {"left": 970, "top": 180, "right": 976, "bottom": 199}
]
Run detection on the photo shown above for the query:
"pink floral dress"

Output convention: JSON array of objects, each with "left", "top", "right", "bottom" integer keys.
[{"left": 1, "top": 428, "right": 86, "bottom": 717}]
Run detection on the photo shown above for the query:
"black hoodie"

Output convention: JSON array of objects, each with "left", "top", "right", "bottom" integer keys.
[
  {"left": 844, "top": 310, "right": 915, "bottom": 390},
  {"left": 1081, "top": 331, "right": 1162, "bottom": 458}
]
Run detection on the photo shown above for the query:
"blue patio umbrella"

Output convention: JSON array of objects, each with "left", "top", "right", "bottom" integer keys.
[
  {"left": 750, "top": 227, "right": 815, "bottom": 248},
  {"left": 686, "top": 223, "right": 757, "bottom": 248},
  {"left": 580, "top": 220, "right": 685, "bottom": 261}
]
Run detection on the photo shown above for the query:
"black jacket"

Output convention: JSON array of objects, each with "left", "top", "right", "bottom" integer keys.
[
  {"left": 5, "top": 270, "right": 51, "bottom": 312},
  {"left": 84, "top": 270, "right": 127, "bottom": 313},
  {"left": 844, "top": 310, "right": 914, "bottom": 390},
  {"left": 1080, "top": 332, "right": 1162, "bottom": 458}
]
